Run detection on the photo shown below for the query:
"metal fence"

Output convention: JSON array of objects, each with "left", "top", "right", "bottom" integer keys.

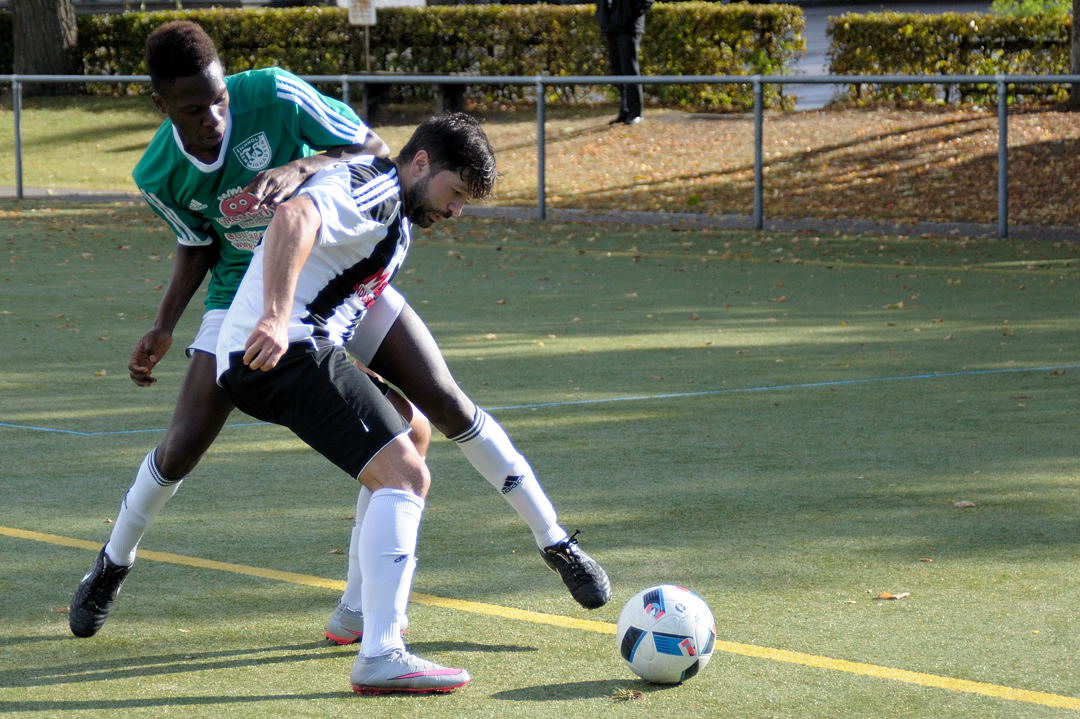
[{"left": 3, "top": 73, "right": 1079, "bottom": 238}]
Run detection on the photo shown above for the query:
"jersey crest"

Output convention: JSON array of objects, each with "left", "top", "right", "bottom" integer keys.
[{"left": 233, "top": 132, "right": 272, "bottom": 171}]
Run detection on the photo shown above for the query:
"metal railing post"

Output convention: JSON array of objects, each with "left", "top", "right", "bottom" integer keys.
[
  {"left": 13, "top": 78, "right": 23, "bottom": 200},
  {"left": 753, "top": 77, "right": 764, "bottom": 231},
  {"left": 536, "top": 75, "right": 546, "bottom": 221},
  {"left": 997, "top": 77, "right": 1008, "bottom": 239}
]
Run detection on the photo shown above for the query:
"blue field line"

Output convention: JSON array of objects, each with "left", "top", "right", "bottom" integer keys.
[
  {"left": 485, "top": 362, "right": 1080, "bottom": 411},
  {"left": 2, "top": 363, "right": 1077, "bottom": 438},
  {"left": 0, "top": 420, "right": 268, "bottom": 437}
]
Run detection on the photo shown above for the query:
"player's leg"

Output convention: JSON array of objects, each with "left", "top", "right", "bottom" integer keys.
[
  {"left": 105, "top": 350, "right": 233, "bottom": 563},
  {"left": 221, "top": 342, "right": 469, "bottom": 693},
  {"left": 353, "top": 290, "right": 610, "bottom": 609},
  {"left": 326, "top": 362, "right": 429, "bottom": 644},
  {"left": 349, "top": 434, "right": 469, "bottom": 694},
  {"left": 361, "top": 298, "right": 566, "bottom": 543},
  {"left": 70, "top": 315, "right": 235, "bottom": 638}
]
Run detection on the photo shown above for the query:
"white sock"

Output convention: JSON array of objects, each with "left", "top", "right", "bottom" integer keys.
[
  {"left": 358, "top": 488, "right": 423, "bottom": 658},
  {"left": 451, "top": 409, "right": 567, "bottom": 549},
  {"left": 104, "top": 449, "right": 183, "bottom": 566},
  {"left": 340, "top": 486, "right": 372, "bottom": 611}
]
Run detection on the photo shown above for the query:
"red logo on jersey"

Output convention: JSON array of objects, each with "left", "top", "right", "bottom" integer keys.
[
  {"left": 354, "top": 267, "right": 393, "bottom": 308},
  {"left": 220, "top": 192, "right": 259, "bottom": 217}
]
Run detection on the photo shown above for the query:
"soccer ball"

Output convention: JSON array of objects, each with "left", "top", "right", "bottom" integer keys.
[{"left": 616, "top": 584, "right": 716, "bottom": 684}]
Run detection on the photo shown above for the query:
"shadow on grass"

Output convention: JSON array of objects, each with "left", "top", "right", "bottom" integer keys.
[
  {"left": 491, "top": 678, "right": 679, "bottom": 701},
  {"left": 0, "top": 635, "right": 70, "bottom": 648},
  {"left": 0, "top": 639, "right": 536, "bottom": 689},
  {"left": 0, "top": 692, "right": 350, "bottom": 713},
  {"left": 0, "top": 641, "right": 335, "bottom": 688}
]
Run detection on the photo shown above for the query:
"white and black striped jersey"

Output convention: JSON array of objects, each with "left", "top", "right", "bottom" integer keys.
[{"left": 215, "top": 155, "right": 411, "bottom": 380}]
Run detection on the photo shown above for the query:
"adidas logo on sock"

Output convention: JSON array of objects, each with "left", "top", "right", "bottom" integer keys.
[{"left": 501, "top": 475, "right": 524, "bottom": 494}]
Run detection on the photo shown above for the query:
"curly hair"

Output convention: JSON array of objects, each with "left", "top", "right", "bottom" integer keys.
[
  {"left": 145, "top": 21, "right": 220, "bottom": 92},
  {"left": 398, "top": 113, "right": 498, "bottom": 201}
]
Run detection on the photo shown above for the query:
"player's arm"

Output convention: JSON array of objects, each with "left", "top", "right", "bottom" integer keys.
[
  {"left": 242, "top": 193, "right": 321, "bottom": 372},
  {"left": 244, "top": 130, "right": 389, "bottom": 212},
  {"left": 129, "top": 243, "right": 217, "bottom": 386}
]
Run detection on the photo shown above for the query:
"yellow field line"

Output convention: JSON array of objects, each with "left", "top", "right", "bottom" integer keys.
[{"left": 6, "top": 525, "right": 1078, "bottom": 712}]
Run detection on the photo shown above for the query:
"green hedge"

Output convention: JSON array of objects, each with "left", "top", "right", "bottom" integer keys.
[
  {"left": 828, "top": 12, "right": 1071, "bottom": 104},
  {"left": 1, "top": 4, "right": 803, "bottom": 111}
]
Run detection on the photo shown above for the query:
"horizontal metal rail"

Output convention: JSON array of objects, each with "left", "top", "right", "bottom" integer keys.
[{"left": 4, "top": 72, "right": 1080, "bottom": 237}]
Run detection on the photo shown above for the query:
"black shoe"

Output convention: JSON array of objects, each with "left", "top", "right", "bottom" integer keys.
[
  {"left": 69, "top": 546, "right": 131, "bottom": 638},
  {"left": 540, "top": 531, "right": 611, "bottom": 609},
  {"left": 622, "top": 115, "right": 643, "bottom": 125},
  {"left": 608, "top": 114, "right": 628, "bottom": 125}
]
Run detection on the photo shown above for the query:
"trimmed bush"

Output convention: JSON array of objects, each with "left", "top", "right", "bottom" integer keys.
[
  {"left": 828, "top": 12, "right": 1071, "bottom": 104},
  {"left": 2, "top": 4, "right": 804, "bottom": 111}
]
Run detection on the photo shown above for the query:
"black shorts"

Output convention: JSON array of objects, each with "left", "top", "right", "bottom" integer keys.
[{"left": 220, "top": 339, "right": 410, "bottom": 478}]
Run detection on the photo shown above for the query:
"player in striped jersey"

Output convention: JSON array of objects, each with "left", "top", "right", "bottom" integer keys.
[{"left": 216, "top": 113, "right": 497, "bottom": 693}]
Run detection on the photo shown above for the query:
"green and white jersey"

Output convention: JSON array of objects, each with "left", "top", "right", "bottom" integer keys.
[{"left": 133, "top": 67, "right": 369, "bottom": 310}]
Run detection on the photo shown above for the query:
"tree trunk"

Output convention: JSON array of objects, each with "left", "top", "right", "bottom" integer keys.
[
  {"left": 12, "top": 0, "right": 81, "bottom": 97},
  {"left": 1071, "top": 0, "right": 1080, "bottom": 109}
]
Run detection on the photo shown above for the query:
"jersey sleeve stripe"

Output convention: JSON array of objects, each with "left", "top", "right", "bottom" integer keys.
[
  {"left": 275, "top": 75, "right": 368, "bottom": 143},
  {"left": 351, "top": 175, "right": 398, "bottom": 208},
  {"left": 139, "top": 189, "right": 212, "bottom": 246},
  {"left": 355, "top": 185, "right": 400, "bottom": 214}
]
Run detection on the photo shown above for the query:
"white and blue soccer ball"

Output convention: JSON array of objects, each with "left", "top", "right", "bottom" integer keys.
[{"left": 615, "top": 584, "right": 716, "bottom": 684}]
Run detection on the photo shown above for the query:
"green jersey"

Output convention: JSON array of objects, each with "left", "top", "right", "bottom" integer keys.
[{"left": 133, "top": 67, "right": 369, "bottom": 310}]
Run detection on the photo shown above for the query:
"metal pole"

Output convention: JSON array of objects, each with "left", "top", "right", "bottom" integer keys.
[
  {"left": 536, "top": 76, "right": 546, "bottom": 221},
  {"left": 997, "top": 78, "right": 1008, "bottom": 239},
  {"left": 13, "top": 78, "right": 23, "bottom": 200},
  {"left": 753, "top": 77, "right": 763, "bottom": 231}
]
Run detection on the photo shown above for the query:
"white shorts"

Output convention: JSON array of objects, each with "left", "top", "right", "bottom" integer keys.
[
  {"left": 192, "top": 287, "right": 404, "bottom": 364},
  {"left": 187, "top": 308, "right": 228, "bottom": 357},
  {"left": 345, "top": 284, "right": 406, "bottom": 365}
]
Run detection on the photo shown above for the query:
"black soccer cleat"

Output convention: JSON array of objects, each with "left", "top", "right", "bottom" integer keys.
[
  {"left": 540, "top": 530, "right": 611, "bottom": 609},
  {"left": 69, "top": 546, "right": 132, "bottom": 638}
]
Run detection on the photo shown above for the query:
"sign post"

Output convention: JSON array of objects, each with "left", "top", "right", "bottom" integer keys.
[{"left": 348, "top": 0, "right": 376, "bottom": 71}]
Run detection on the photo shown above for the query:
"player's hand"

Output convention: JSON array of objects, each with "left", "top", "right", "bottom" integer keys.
[
  {"left": 244, "top": 164, "right": 306, "bottom": 212},
  {"left": 128, "top": 329, "right": 173, "bottom": 387},
  {"left": 243, "top": 316, "right": 289, "bottom": 372}
]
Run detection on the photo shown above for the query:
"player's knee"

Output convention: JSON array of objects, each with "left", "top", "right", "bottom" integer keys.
[
  {"left": 401, "top": 462, "right": 431, "bottom": 498},
  {"left": 360, "top": 439, "right": 431, "bottom": 498},
  {"left": 408, "top": 414, "right": 432, "bottom": 458}
]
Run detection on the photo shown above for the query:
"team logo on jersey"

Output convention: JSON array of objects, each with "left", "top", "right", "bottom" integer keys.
[
  {"left": 233, "top": 132, "right": 272, "bottom": 171},
  {"left": 188, "top": 198, "right": 208, "bottom": 212},
  {"left": 223, "top": 230, "right": 263, "bottom": 252},
  {"left": 220, "top": 191, "right": 259, "bottom": 218}
]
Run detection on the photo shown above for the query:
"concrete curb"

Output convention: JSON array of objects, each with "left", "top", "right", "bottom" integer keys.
[{"left": 3, "top": 186, "right": 1076, "bottom": 242}]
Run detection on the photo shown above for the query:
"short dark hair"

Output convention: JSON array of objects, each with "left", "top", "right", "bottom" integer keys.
[
  {"left": 145, "top": 21, "right": 220, "bottom": 92},
  {"left": 398, "top": 113, "right": 498, "bottom": 200}
]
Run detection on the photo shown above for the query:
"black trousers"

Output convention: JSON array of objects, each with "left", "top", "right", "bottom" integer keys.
[{"left": 604, "top": 30, "right": 644, "bottom": 119}]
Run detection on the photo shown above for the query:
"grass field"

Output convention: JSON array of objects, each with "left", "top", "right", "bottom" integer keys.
[{"left": 1, "top": 199, "right": 1079, "bottom": 717}]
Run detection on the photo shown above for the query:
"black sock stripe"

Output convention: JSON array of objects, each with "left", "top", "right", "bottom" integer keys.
[
  {"left": 448, "top": 407, "right": 486, "bottom": 444},
  {"left": 147, "top": 448, "right": 182, "bottom": 488}
]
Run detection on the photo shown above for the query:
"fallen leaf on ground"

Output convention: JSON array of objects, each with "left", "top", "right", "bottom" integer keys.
[
  {"left": 873, "top": 592, "right": 911, "bottom": 601},
  {"left": 612, "top": 688, "right": 646, "bottom": 702}
]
